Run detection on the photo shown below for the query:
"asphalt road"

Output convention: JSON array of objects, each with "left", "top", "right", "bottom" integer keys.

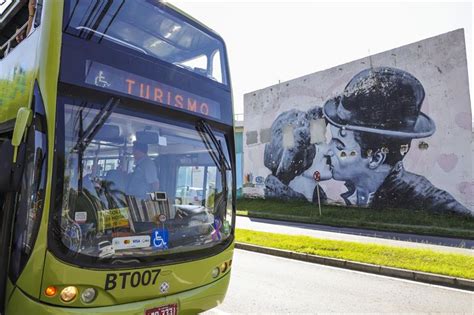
[
  {"left": 236, "top": 216, "right": 474, "bottom": 255},
  {"left": 203, "top": 249, "right": 474, "bottom": 314}
]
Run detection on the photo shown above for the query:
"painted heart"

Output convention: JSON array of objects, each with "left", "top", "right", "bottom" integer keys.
[
  {"left": 455, "top": 112, "right": 472, "bottom": 130},
  {"left": 437, "top": 154, "right": 458, "bottom": 172},
  {"left": 457, "top": 181, "right": 474, "bottom": 196}
]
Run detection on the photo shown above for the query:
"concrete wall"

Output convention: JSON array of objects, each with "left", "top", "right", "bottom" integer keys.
[{"left": 243, "top": 29, "right": 473, "bottom": 215}]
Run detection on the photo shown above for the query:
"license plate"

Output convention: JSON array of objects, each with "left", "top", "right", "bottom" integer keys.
[{"left": 145, "top": 304, "right": 178, "bottom": 315}]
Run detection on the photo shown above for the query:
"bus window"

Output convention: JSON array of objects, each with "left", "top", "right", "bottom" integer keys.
[
  {"left": 63, "top": 0, "right": 228, "bottom": 85},
  {"left": 176, "top": 166, "right": 207, "bottom": 206},
  {"left": 55, "top": 97, "right": 233, "bottom": 264},
  {"left": 211, "top": 50, "right": 223, "bottom": 83},
  {"left": 175, "top": 166, "right": 219, "bottom": 207},
  {"left": 206, "top": 166, "right": 218, "bottom": 205},
  {"left": 0, "top": 0, "right": 42, "bottom": 58},
  {"left": 180, "top": 55, "right": 207, "bottom": 71}
]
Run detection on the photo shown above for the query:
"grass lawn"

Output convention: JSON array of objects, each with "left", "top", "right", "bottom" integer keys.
[
  {"left": 236, "top": 229, "right": 474, "bottom": 280},
  {"left": 236, "top": 198, "right": 474, "bottom": 239}
]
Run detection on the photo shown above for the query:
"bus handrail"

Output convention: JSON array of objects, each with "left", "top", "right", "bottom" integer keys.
[
  {"left": 75, "top": 26, "right": 149, "bottom": 55},
  {"left": 0, "top": 22, "right": 28, "bottom": 59}
]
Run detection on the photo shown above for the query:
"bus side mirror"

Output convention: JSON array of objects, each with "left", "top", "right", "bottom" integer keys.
[{"left": 12, "top": 107, "right": 32, "bottom": 163}]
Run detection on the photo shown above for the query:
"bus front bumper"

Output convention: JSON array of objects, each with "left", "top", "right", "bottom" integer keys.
[{"left": 6, "top": 272, "right": 231, "bottom": 315}]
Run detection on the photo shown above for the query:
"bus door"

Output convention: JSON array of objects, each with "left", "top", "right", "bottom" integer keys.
[
  {"left": 0, "top": 94, "right": 47, "bottom": 313},
  {"left": 0, "top": 136, "right": 27, "bottom": 314},
  {"left": 0, "top": 141, "right": 18, "bottom": 314}
]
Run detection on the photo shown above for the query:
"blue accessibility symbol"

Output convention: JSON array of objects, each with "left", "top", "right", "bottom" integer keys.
[{"left": 151, "top": 228, "right": 169, "bottom": 250}]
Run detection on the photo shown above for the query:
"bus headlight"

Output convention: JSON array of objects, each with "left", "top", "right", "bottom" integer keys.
[
  {"left": 81, "top": 288, "right": 97, "bottom": 303},
  {"left": 60, "top": 286, "right": 78, "bottom": 302},
  {"left": 211, "top": 267, "right": 220, "bottom": 278}
]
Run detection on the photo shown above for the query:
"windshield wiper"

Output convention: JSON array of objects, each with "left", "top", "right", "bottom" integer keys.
[
  {"left": 196, "top": 120, "right": 231, "bottom": 172},
  {"left": 196, "top": 120, "right": 231, "bottom": 215},
  {"left": 73, "top": 97, "right": 120, "bottom": 192}
]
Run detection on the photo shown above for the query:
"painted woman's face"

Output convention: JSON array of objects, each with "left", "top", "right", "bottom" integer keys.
[
  {"left": 325, "top": 125, "right": 368, "bottom": 182},
  {"left": 302, "top": 142, "right": 332, "bottom": 181}
]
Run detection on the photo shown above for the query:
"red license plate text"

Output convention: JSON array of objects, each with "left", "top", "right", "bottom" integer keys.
[{"left": 145, "top": 304, "right": 178, "bottom": 315}]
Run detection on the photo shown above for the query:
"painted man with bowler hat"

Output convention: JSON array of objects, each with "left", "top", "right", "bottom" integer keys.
[{"left": 322, "top": 67, "right": 471, "bottom": 216}]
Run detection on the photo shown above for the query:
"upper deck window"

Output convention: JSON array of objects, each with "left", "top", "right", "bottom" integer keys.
[{"left": 64, "top": 0, "right": 228, "bottom": 85}]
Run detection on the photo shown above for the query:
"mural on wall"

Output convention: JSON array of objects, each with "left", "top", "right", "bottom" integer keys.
[
  {"left": 264, "top": 67, "right": 471, "bottom": 216},
  {"left": 264, "top": 106, "right": 329, "bottom": 203}
]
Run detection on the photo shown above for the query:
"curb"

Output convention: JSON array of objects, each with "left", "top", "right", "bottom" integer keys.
[{"left": 235, "top": 242, "right": 474, "bottom": 292}]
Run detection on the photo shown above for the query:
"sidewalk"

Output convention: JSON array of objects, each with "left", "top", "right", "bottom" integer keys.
[{"left": 236, "top": 215, "right": 474, "bottom": 256}]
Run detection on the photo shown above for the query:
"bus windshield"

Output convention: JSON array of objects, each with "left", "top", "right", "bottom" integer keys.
[
  {"left": 56, "top": 97, "right": 233, "bottom": 263},
  {"left": 64, "top": 0, "right": 227, "bottom": 84}
]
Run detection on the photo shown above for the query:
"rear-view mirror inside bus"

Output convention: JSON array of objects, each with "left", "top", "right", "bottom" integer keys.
[
  {"left": 136, "top": 131, "right": 159, "bottom": 144},
  {"left": 95, "top": 124, "right": 123, "bottom": 143}
]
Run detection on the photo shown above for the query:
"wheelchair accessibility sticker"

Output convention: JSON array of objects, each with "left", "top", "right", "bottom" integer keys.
[{"left": 151, "top": 228, "right": 169, "bottom": 250}]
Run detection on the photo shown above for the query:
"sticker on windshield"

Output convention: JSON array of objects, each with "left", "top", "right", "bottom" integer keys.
[
  {"left": 158, "top": 213, "right": 167, "bottom": 223},
  {"left": 74, "top": 211, "right": 87, "bottom": 224},
  {"left": 98, "top": 241, "right": 115, "bottom": 258},
  {"left": 112, "top": 235, "right": 150, "bottom": 250},
  {"left": 98, "top": 208, "right": 130, "bottom": 231},
  {"left": 159, "top": 136, "right": 167, "bottom": 146},
  {"left": 151, "top": 228, "right": 169, "bottom": 250}
]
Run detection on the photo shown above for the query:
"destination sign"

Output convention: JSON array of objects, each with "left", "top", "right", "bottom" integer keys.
[{"left": 85, "top": 61, "right": 221, "bottom": 119}]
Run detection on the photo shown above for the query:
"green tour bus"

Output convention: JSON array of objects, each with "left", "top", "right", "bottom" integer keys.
[{"left": 0, "top": 1, "right": 235, "bottom": 314}]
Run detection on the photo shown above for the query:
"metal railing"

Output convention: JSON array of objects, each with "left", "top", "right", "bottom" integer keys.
[{"left": 0, "top": 21, "right": 28, "bottom": 59}]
